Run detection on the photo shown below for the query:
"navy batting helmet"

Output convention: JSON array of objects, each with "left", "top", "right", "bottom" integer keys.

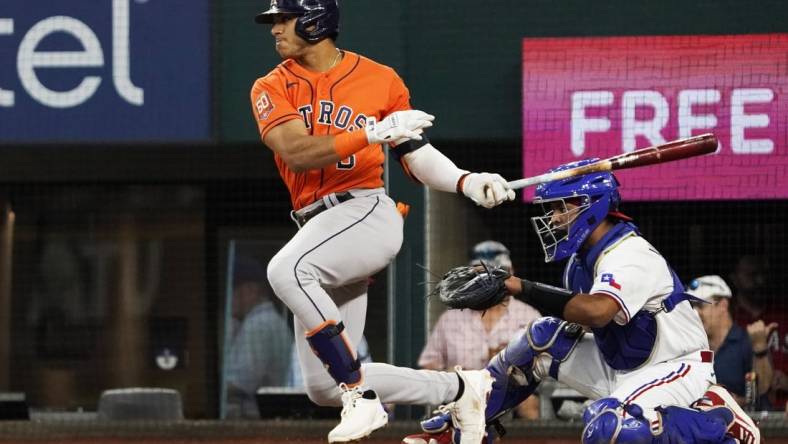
[{"left": 255, "top": 0, "right": 340, "bottom": 43}]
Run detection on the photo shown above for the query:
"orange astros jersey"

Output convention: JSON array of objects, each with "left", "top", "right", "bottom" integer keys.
[{"left": 250, "top": 50, "right": 411, "bottom": 210}]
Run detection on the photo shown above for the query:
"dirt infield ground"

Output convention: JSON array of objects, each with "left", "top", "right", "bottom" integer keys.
[
  {"left": 0, "top": 438, "right": 576, "bottom": 444},
  {"left": 0, "top": 418, "right": 786, "bottom": 443},
  {"left": 3, "top": 438, "right": 788, "bottom": 444},
  {"left": 0, "top": 420, "right": 575, "bottom": 443}
]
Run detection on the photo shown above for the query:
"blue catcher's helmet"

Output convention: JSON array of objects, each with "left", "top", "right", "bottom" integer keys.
[
  {"left": 255, "top": 0, "right": 340, "bottom": 43},
  {"left": 531, "top": 159, "right": 625, "bottom": 263}
]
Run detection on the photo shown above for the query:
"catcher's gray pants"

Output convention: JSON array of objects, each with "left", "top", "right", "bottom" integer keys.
[{"left": 267, "top": 189, "right": 460, "bottom": 406}]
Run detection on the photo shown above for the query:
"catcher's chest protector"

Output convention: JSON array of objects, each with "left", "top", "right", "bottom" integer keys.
[{"left": 566, "top": 222, "right": 697, "bottom": 371}]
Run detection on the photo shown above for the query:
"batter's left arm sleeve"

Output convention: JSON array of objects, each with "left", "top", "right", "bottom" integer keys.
[
  {"left": 383, "top": 71, "right": 470, "bottom": 192},
  {"left": 400, "top": 143, "right": 469, "bottom": 193}
]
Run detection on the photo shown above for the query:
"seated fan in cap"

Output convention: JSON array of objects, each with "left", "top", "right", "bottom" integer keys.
[{"left": 688, "top": 275, "right": 775, "bottom": 410}]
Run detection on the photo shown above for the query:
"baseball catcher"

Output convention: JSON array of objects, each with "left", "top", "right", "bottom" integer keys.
[{"left": 406, "top": 160, "right": 761, "bottom": 444}]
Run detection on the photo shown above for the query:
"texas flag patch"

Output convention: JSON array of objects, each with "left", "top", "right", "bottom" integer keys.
[
  {"left": 600, "top": 273, "right": 622, "bottom": 290},
  {"left": 255, "top": 91, "right": 275, "bottom": 120}
]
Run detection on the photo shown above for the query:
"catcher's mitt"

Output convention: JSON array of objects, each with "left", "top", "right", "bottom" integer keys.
[{"left": 430, "top": 264, "right": 511, "bottom": 311}]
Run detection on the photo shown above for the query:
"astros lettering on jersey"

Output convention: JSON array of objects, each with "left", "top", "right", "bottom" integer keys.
[{"left": 250, "top": 50, "right": 410, "bottom": 210}]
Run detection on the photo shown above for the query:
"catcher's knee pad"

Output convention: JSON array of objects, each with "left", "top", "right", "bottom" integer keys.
[
  {"left": 485, "top": 317, "right": 583, "bottom": 421},
  {"left": 305, "top": 320, "right": 361, "bottom": 386},
  {"left": 582, "top": 398, "right": 652, "bottom": 444},
  {"left": 526, "top": 317, "right": 584, "bottom": 379},
  {"left": 582, "top": 398, "right": 735, "bottom": 444}
]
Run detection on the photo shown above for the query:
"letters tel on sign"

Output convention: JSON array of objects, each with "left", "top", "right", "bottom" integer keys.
[{"left": 0, "top": 0, "right": 143, "bottom": 109}]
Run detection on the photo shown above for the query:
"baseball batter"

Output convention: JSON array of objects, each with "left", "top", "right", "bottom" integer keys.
[
  {"left": 407, "top": 160, "right": 761, "bottom": 444},
  {"left": 249, "top": 1, "right": 515, "bottom": 443}
]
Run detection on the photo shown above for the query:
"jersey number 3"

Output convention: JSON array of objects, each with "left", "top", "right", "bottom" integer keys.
[{"left": 337, "top": 155, "right": 356, "bottom": 170}]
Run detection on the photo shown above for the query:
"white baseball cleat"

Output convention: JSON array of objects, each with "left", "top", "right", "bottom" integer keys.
[
  {"left": 694, "top": 384, "right": 761, "bottom": 444},
  {"left": 447, "top": 367, "right": 493, "bottom": 444},
  {"left": 327, "top": 383, "right": 388, "bottom": 443}
]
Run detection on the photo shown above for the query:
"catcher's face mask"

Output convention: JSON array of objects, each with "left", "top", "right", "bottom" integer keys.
[
  {"left": 531, "top": 197, "right": 589, "bottom": 262},
  {"left": 531, "top": 159, "right": 624, "bottom": 263}
]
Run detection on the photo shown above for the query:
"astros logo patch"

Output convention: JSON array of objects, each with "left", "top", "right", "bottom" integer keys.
[
  {"left": 256, "top": 91, "right": 275, "bottom": 120},
  {"left": 600, "top": 273, "right": 621, "bottom": 290}
]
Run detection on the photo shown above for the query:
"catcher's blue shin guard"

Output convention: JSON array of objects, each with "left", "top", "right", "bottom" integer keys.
[
  {"left": 486, "top": 316, "right": 584, "bottom": 421},
  {"left": 582, "top": 398, "right": 736, "bottom": 444},
  {"left": 305, "top": 320, "right": 361, "bottom": 385}
]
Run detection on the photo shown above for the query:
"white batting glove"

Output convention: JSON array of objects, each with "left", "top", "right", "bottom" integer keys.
[
  {"left": 365, "top": 110, "right": 434, "bottom": 145},
  {"left": 461, "top": 172, "right": 516, "bottom": 208}
]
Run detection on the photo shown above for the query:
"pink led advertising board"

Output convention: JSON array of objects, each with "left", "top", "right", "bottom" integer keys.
[{"left": 522, "top": 34, "right": 788, "bottom": 200}]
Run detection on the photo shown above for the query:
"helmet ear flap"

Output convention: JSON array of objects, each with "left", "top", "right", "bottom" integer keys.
[
  {"left": 294, "top": 17, "right": 317, "bottom": 41},
  {"left": 586, "top": 173, "right": 620, "bottom": 213},
  {"left": 295, "top": 8, "right": 339, "bottom": 42},
  {"left": 609, "top": 189, "right": 621, "bottom": 212},
  {"left": 608, "top": 174, "right": 622, "bottom": 211}
]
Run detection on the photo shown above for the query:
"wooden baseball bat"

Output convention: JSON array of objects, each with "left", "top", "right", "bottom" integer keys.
[{"left": 508, "top": 133, "right": 719, "bottom": 190}]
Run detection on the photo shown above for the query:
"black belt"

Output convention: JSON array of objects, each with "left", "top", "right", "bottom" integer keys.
[{"left": 292, "top": 192, "right": 354, "bottom": 227}]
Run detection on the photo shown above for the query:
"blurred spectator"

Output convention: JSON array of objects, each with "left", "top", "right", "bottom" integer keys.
[
  {"left": 728, "top": 255, "right": 787, "bottom": 408},
  {"left": 730, "top": 255, "right": 772, "bottom": 323},
  {"left": 688, "top": 275, "right": 774, "bottom": 409},
  {"left": 418, "top": 241, "right": 542, "bottom": 419},
  {"left": 225, "top": 255, "right": 292, "bottom": 419}
]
